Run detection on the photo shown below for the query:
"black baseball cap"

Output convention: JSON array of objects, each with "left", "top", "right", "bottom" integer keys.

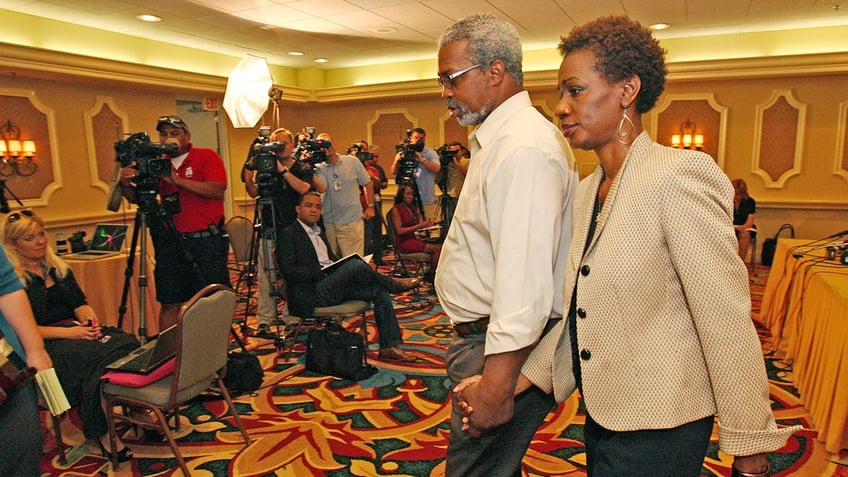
[{"left": 156, "top": 115, "right": 190, "bottom": 133}]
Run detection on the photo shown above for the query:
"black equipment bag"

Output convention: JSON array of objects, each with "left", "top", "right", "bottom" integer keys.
[
  {"left": 761, "top": 223, "right": 795, "bottom": 266},
  {"left": 306, "top": 320, "right": 377, "bottom": 381},
  {"left": 223, "top": 351, "right": 263, "bottom": 395}
]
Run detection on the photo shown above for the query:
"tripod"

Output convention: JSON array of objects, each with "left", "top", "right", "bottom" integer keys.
[
  {"left": 239, "top": 191, "right": 287, "bottom": 351},
  {"left": 117, "top": 184, "right": 248, "bottom": 349}
]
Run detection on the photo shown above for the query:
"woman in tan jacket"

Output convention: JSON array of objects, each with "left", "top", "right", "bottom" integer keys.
[{"left": 457, "top": 15, "right": 798, "bottom": 477}]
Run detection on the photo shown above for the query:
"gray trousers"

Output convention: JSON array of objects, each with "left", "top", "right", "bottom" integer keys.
[{"left": 444, "top": 325, "right": 556, "bottom": 477}]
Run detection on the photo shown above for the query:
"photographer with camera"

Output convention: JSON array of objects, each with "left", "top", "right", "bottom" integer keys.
[
  {"left": 436, "top": 141, "right": 471, "bottom": 234},
  {"left": 390, "top": 128, "right": 440, "bottom": 219},
  {"left": 349, "top": 140, "right": 389, "bottom": 265},
  {"left": 119, "top": 115, "right": 230, "bottom": 333},
  {"left": 312, "top": 132, "right": 375, "bottom": 257},
  {"left": 242, "top": 127, "right": 326, "bottom": 336}
]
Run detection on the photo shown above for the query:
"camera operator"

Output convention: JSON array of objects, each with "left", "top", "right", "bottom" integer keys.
[
  {"left": 313, "top": 132, "right": 375, "bottom": 257},
  {"left": 438, "top": 141, "right": 471, "bottom": 233},
  {"left": 242, "top": 127, "right": 326, "bottom": 336},
  {"left": 349, "top": 140, "right": 389, "bottom": 265},
  {"left": 390, "top": 128, "right": 440, "bottom": 219},
  {"left": 119, "top": 115, "right": 230, "bottom": 333}
]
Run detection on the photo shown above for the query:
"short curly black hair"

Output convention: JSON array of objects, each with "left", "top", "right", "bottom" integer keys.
[{"left": 559, "top": 16, "right": 667, "bottom": 114}]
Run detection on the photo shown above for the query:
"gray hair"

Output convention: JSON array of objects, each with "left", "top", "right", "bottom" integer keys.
[{"left": 438, "top": 13, "right": 524, "bottom": 86}]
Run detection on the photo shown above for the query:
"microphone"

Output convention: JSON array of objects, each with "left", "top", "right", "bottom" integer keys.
[
  {"left": 824, "top": 229, "right": 848, "bottom": 239},
  {"left": 793, "top": 241, "right": 848, "bottom": 258}
]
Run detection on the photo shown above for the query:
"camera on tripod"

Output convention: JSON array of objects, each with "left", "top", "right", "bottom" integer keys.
[
  {"left": 245, "top": 128, "right": 287, "bottom": 188},
  {"left": 115, "top": 132, "right": 179, "bottom": 213},
  {"left": 292, "top": 127, "right": 331, "bottom": 166},
  {"left": 435, "top": 143, "right": 458, "bottom": 194},
  {"left": 115, "top": 132, "right": 176, "bottom": 180},
  {"left": 395, "top": 129, "right": 424, "bottom": 184}
]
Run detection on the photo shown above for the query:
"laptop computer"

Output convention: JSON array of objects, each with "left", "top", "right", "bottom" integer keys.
[
  {"left": 64, "top": 223, "right": 129, "bottom": 260},
  {"left": 105, "top": 325, "right": 179, "bottom": 375}
]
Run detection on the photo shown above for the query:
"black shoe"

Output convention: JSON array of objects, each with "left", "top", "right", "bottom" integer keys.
[
  {"left": 255, "top": 323, "right": 276, "bottom": 338},
  {"left": 95, "top": 437, "right": 133, "bottom": 463}
]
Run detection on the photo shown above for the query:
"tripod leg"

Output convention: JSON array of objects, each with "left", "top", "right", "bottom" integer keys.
[{"left": 117, "top": 211, "right": 142, "bottom": 331}]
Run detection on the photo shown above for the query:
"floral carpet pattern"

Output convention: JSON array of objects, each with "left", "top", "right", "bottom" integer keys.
[{"left": 38, "top": 268, "right": 847, "bottom": 476}]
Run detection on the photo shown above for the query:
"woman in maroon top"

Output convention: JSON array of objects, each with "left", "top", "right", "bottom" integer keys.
[{"left": 388, "top": 183, "right": 442, "bottom": 280}]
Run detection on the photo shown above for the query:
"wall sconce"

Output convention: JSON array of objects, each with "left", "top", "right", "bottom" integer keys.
[
  {"left": 670, "top": 119, "right": 704, "bottom": 150},
  {"left": 0, "top": 119, "right": 37, "bottom": 176}
]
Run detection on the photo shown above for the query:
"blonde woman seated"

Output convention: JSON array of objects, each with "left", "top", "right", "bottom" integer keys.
[
  {"left": 2, "top": 210, "right": 140, "bottom": 462},
  {"left": 732, "top": 178, "right": 756, "bottom": 261},
  {"left": 388, "top": 183, "right": 442, "bottom": 281}
]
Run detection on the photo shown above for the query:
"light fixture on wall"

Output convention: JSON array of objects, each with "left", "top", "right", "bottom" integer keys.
[
  {"left": 0, "top": 119, "right": 38, "bottom": 176},
  {"left": 670, "top": 118, "right": 704, "bottom": 150}
]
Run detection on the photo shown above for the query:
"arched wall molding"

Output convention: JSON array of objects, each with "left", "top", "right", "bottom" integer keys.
[
  {"left": 752, "top": 89, "right": 806, "bottom": 189},
  {"left": 652, "top": 93, "right": 728, "bottom": 169},
  {"left": 834, "top": 101, "right": 848, "bottom": 184},
  {"left": 84, "top": 96, "right": 129, "bottom": 198},
  {"left": 366, "top": 108, "right": 418, "bottom": 142},
  {"left": 0, "top": 87, "right": 62, "bottom": 207},
  {"left": 366, "top": 108, "right": 418, "bottom": 172}
]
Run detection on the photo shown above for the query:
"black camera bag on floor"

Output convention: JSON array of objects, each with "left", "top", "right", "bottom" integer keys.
[
  {"left": 223, "top": 351, "right": 263, "bottom": 395},
  {"left": 761, "top": 223, "right": 795, "bottom": 266},
  {"left": 306, "top": 321, "right": 376, "bottom": 381}
]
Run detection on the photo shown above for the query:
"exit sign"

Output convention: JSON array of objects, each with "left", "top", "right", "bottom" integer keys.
[{"left": 203, "top": 97, "right": 219, "bottom": 111}]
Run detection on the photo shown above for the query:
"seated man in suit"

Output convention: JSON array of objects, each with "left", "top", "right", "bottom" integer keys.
[{"left": 276, "top": 191, "right": 417, "bottom": 361}]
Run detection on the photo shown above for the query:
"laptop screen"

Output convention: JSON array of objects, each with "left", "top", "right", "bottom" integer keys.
[{"left": 89, "top": 224, "right": 128, "bottom": 251}]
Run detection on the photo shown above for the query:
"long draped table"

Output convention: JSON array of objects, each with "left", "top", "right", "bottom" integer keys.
[
  {"left": 65, "top": 252, "right": 161, "bottom": 338},
  {"left": 757, "top": 238, "right": 848, "bottom": 453}
]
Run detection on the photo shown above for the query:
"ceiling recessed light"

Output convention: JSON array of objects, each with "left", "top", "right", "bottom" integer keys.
[
  {"left": 372, "top": 26, "right": 397, "bottom": 34},
  {"left": 650, "top": 23, "right": 671, "bottom": 30},
  {"left": 288, "top": 51, "right": 305, "bottom": 56},
  {"left": 136, "top": 14, "right": 162, "bottom": 22},
  {"left": 314, "top": 58, "right": 329, "bottom": 64}
]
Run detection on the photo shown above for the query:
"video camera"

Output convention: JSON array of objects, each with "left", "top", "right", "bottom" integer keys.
[
  {"left": 435, "top": 143, "right": 458, "bottom": 194},
  {"left": 114, "top": 132, "right": 179, "bottom": 214},
  {"left": 292, "top": 127, "right": 331, "bottom": 166},
  {"left": 244, "top": 126, "right": 287, "bottom": 188},
  {"left": 348, "top": 143, "right": 374, "bottom": 163},
  {"left": 115, "top": 132, "right": 176, "bottom": 179},
  {"left": 395, "top": 129, "right": 424, "bottom": 184}
]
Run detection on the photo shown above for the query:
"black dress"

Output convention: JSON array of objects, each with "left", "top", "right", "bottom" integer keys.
[{"left": 25, "top": 268, "right": 139, "bottom": 439}]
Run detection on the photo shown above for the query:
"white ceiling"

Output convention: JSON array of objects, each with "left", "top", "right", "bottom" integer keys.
[{"left": 1, "top": 0, "right": 847, "bottom": 69}]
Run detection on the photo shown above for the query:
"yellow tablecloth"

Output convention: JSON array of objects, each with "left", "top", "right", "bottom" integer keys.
[
  {"left": 65, "top": 252, "right": 161, "bottom": 338},
  {"left": 757, "top": 238, "right": 848, "bottom": 453}
]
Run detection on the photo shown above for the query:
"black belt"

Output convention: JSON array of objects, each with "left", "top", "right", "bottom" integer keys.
[
  {"left": 181, "top": 230, "right": 215, "bottom": 239},
  {"left": 453, "top": 317, "right": 489, "bottom": 337}
]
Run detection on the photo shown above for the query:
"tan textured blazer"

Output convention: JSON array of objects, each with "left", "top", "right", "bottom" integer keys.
[{"left": 523, "top": 132, "right": 796, "bottom": 455}]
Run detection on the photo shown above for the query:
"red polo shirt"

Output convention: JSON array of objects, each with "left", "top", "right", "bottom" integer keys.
[{"left": 157, "top": 145, "right": 226, "bottom": 233}]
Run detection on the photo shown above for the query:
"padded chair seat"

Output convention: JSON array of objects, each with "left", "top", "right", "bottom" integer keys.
[
  {"left": 103, "top": 373, "right": 215, "bottom": 408},
  {"left": 313, "top": 300, "right": 370, "bottom": 315}
]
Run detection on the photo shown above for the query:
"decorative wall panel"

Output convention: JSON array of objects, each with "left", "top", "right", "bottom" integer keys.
[
  {"left": 84, "top": 97, "right": 129, "bottom": 197},
  {"left": 367, "top": 109, "right": 416, "bottom": 173},
  {"left": 752, "top": 90, "right": 805, "bottom": 188},
  {"left": 653, "top": 94, "right": 727, "bottom": 168},
  {"left": 0, "top": 88, "right": 61, "bottom": 206},
  {"left": 835, "top": 101, "right": 848, "bottom": 184}
]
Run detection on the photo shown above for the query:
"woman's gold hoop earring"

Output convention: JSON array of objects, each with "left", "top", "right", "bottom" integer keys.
[{"left": 617, "top": 107, "right": 635, "bottom": 145}]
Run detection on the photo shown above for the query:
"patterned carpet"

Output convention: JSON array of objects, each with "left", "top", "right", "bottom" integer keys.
[{"left": 38, "top": 265, "right": 848, "bottom": 476}]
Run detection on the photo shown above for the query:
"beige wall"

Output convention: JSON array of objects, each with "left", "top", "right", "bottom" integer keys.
[{"left": 1, "top": 46, "right": 846, "bottom": 248}]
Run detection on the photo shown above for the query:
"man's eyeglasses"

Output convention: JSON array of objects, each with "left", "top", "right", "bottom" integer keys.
[
  {"left": 437, "top": 64, "right": 482, "bottom": 89},
  {"left": 6, "top": 209, "right": 35, "bottom": 223}
]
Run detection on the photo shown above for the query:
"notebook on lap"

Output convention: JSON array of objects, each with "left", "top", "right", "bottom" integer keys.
[
  {"left": 64, "top": 223, "right": 128, "bottom": 260},
  {"left": 105, "top": 325, "right": 178, "bottom": 375}
]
